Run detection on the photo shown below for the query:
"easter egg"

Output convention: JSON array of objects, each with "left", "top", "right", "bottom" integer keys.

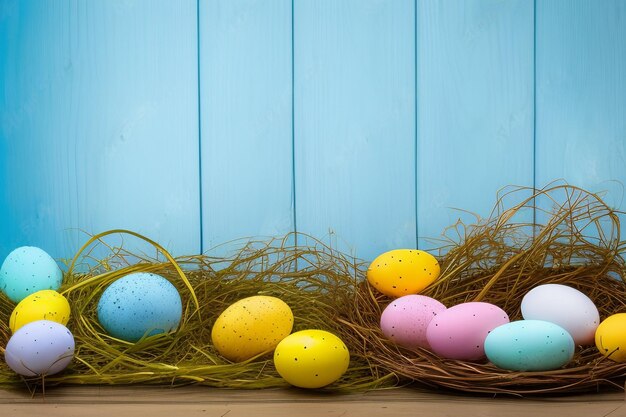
[
  {"left": 367, "top": 249, "right": 440, "bottom": 297},
  {"left": 521, "top": 284, "right": 599, "bottom": 345},
  {"left": 10, "top": 290, "right": 71, "bottom": 333},
  {"left": 97, "top": 273, "right": 182, "bottom": 343},
  {"left": 485, "top": 320, "right": 575, "bottom": 371},
  {"left": 212, "top": 295, "right": 294, "bottom": 362},
  {"left": 274, "top": 329, "right": 349, "bottom": 388},
  {"left": 0, "top": 246, "right": 63, "bottom": 303},
  {"left": 595, "top": 313, "right": 626, "bottom": 362},
  {"left": 5, "top": 320, "right": 75, "bottom": 376},
  {"left": 426, "top": 302, "right": 509, "bottom": 361},
  {"left": 380, "top": 295, "right": 446, "bottom": 350}
]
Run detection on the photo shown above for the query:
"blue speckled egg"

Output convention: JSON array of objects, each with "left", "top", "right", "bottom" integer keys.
[
  {"left": 485, "top": 320, "right": 575, "bottom": 371},
  {"left": 0, "top": 247, "right": 63, "bottom": 303},
  {"left": 97, "top": 273, "right": 182, "bottom": 342}
]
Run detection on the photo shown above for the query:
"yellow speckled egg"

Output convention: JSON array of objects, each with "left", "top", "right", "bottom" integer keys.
[
  {"left": 9, "top": 289, "right": 71, "bottom": 333},
  {"left": 211, "top": 295, "right": 294, "bottom": 362},
  {"left": 274, "top": 329, "right": 349, "bottom": 389},
  {"left": 367, "top": 249, "right": 440, "bottom": 297},
  {"left": 595, "top": 313, "right": 626, "bottom": 362}
]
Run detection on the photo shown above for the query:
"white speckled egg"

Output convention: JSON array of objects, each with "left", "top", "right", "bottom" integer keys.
[
  {"left": 521, "top": 284, "right": 599, "bottom": 345},
  {"left": 97, "top": 273, "right": 182, "bottom": 343},
  {"left": 212, "top": 296, "right": 294, "bottom": 362},
  {"left": 0, "top": 247, "right": 63, "bottom": 303},
  {"left": 5, "top": 320, "right": 75, "bottom": 376},
  {"left": 380, "top": 295, "right": 446, "bottom": 350}
]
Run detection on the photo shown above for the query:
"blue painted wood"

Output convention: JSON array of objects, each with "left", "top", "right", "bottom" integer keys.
[
  {"left": 1, "top": 0, "right": 625, "bottom": 263},
  {"left": 294, "top": 0, "right": 416, "bottom": 261},
  {"left": 417, "top": 0, "right": 535, "bottom": 251},
  {"left": 535, "top": 0, "right": 626, "bottom": 239},
  {"left": 199, "top": 0, "right": 294, "bottom": 256},
  {"left": 0, "top": 0, "right": 200, "bottom": 263}
]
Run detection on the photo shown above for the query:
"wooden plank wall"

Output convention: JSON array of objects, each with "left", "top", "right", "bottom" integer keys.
[
  {"left": 0, "top": 0, "right": 200, "bottom": 262},
  {"left": 0, "top": 0, "right": 624, "bottom": 263}
]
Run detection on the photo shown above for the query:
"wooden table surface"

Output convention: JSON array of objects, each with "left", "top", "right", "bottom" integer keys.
[{"left": 1, "top": 385, "right": 625, "bottom": 417}]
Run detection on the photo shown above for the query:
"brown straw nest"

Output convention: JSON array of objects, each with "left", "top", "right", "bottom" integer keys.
[{"left": 0, "top": 184, "right": 625, "bottom": 395}]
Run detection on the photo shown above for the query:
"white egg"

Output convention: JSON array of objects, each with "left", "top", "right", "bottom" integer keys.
[
  {"left": 4, "top": 320, "right": 75, "bottom": 376},
  {"left": 521, "top": 284, "right": 599, "bottom": 345}
]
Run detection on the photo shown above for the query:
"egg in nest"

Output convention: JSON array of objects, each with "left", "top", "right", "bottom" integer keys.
[
  {"left": 211, "top": 295, "right": 294, "bottom": 362},
  {"left": 367, "top": 249, "right": 440, "bottom": 297}
]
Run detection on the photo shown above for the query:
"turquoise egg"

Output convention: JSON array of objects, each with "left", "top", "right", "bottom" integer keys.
[
  {"left": 97, "top": 273, "right": 182, "bottom": 343},
  {"left": 485, "top": 320, "right": 575, "bottom": 371},
  {"left": 0, "top": 247, "right": 63, "bottom": 303}
]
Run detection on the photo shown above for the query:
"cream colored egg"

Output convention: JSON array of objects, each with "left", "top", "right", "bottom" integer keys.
[{"left": 211, "top": 295, "right": 294, "bottom": 362}]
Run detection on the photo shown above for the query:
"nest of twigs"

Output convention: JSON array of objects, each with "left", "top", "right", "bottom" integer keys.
[
  {"left": 342, "top": 184, "right": 626, "bottom": 394},
  {"left": 0, "top": 184, "right": 625, "bottom": 395}
]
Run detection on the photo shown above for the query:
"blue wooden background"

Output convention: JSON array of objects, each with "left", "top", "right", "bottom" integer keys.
[{"left": 1, "top": 0, "right": 625, "bottom": 264}]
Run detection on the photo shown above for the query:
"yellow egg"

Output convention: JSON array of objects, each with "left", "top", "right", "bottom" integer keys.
[
  {"left": 211, "top": 295, "right": 293, "bottom": 362},
  {"left": 367, "top": 249, "right": 440, "bottom": 297},
  {"left": 9, "top": 289, "right": 71, "bottom": 333},
  {"left": 273, "top": 329, "right": 349, "bottom": 389},
  {"left": 595, "top": 313, "right": 626, "bottom": 362}
]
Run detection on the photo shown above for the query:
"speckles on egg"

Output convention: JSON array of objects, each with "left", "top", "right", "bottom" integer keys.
[
  {"left": 4, "top": 320, "right": 75, "bottom": 376},
  {"left": 0, "top": 247, "right": 63, "bottom": 303},
  {"left": 426, "top": 302, "right": 510, "bottom": 361},
  {"left": 380, "top": 295, "right": 446, "bottom": 350},
  {"left": 485, "top": 320, "right": 575, "bottom": 371},
  {"left": 97, "top": 273, "right": 182, "bottom": 343},
  {"left": 273, "top": 330, "right": 350, "bottom": 389},
  {"left": 367, "top": 249, "right": 440, "bottom": 297},
  {"left": 211, "top": 296, "right": 294, "bottom": 362},
  {"left": 10, "top": 290, "right": 71, "bottom": 333}
]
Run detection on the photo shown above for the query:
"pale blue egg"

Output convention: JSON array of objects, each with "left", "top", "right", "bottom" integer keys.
[
  {"left": 485, "top": 320, "right": 575, "bottom": 371},
  {"left": 97, "top": 272, "right": 182, "bottom": 342},
  {"left": 0, "top": 247, "right": 63, "bottom": 303}
]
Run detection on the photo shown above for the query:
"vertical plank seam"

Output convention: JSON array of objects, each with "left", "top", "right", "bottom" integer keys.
[
  {"left": 291, "top": 0, "right": 298, "bottom": 248},
  {"left": 533, "top": 0, "right": 537, "bottom": 237},
  {"left": 414, "top": 0, "right": 419, "bottom": 249},
  {"left": 197, "top": 0, "right": 205, "bottom": 254}
]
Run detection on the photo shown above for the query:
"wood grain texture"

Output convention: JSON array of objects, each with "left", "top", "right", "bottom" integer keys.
[
  {"left": 294, "top": 0, "right": 416, "bottom": 261},
  {"left": 0, "top": 386, "right": 624, "bottom": 417},
  {"left": 535, "top": 0, "right": 626, "bottom": 237},
  {"left": 417, "top": 0, "right": 534, "bottom": 250},
  {"left": 1, "top": 0, "right": 625, "bottom": 263},
  {"left": 0, "top": 0, "right": 200, "bottom": 262},
  {"left": 199, "top": 0, "right": 294, "bottom": 256}
]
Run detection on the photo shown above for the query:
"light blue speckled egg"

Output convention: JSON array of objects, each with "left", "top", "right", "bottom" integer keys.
[
  {"left": 485, "top": 320, "right": 575, "bottom": 371},
  {"left": 97, "top": 273, "right": 182, "bottom": 343},
  {"left": 0, "top": 247, "right": 63, "bottom": 303}
]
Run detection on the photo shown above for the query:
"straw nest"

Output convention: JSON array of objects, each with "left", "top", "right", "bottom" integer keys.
[{"left": 0, "top": 184, "right": 625, "bottom": 395}]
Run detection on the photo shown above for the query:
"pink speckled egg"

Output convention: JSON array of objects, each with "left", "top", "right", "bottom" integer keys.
[
  {"left": 380, "top": 295, "right": 446, "bottom": 350},
  {"left": 426, "top": 302, "right": 510, "bottom": 361}
]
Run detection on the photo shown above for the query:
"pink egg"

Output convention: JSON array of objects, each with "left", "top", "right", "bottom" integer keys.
[
  {"left": 380, "top": 295, "right": 446, "bottom": 349},
  {"left": 426, "top": 302, "right": 509, "bottom": 361}
]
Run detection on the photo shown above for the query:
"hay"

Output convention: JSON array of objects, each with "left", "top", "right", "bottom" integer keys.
[
  {"left": 340, "top": 184, "right": 626, "bottom": 394},
  {"left": 0, "top": 184, "right": 625, "bottom": 395}
]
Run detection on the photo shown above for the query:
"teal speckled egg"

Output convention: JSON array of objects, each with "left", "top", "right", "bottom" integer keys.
[
  {"left": 0, "top": 247, "right": 63, "bottom": 303},
  {"left": 485, "top": 320, "right": 575, "bottom": 371},
  {"left": 97, "top": 273, "right": 182, "bottom": 343}
]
